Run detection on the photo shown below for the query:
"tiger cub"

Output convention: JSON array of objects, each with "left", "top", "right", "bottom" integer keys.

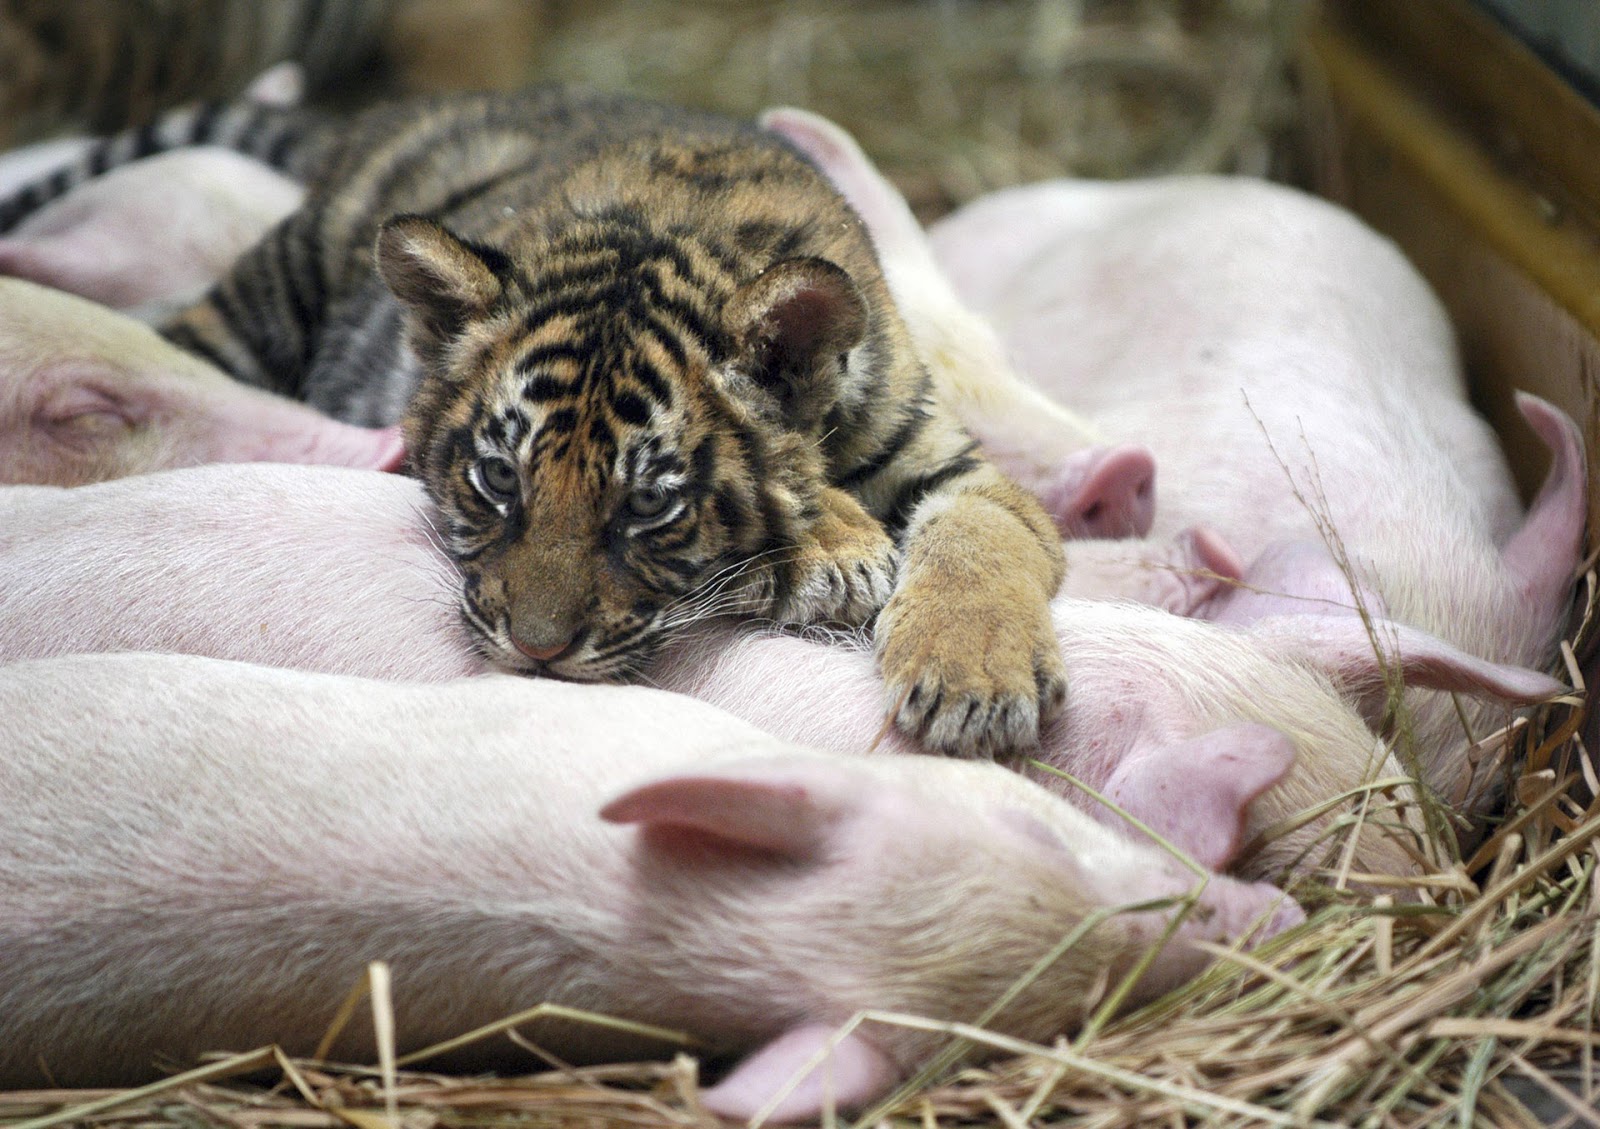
[{"left": 37, "top": 87, "right": 1068, "bottom": 756}]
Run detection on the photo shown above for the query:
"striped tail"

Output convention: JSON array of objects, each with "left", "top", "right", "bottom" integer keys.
[{"left": 0, "top": 100, "right": 322, "bottom": 234}]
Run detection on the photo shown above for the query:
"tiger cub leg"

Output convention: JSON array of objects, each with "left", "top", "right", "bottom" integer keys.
[
  {"left": 772, "top": 485, "right": 899, "bottom": 628},
  {"left": 875, "top": 467, "right": 1066, "bottom": 758}
]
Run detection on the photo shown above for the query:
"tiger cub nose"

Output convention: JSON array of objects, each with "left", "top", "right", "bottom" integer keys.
[
  {"left": 511, "top": 634, "right": 575, "bottom": 663},
  {"left": 509, "top": 592, "right": 583, "bottom": 664}
]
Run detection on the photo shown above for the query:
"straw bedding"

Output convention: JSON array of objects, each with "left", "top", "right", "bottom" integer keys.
[{"left": 3, "top": 1, "right": 1597, "bottom": 1125}]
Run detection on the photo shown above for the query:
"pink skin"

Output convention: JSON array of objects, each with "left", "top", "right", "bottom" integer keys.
[
  {"left": 0, "top": 147, "right": 305, "bottom": 323},
  {"left": 0, "top": 114, "right": 1578, "bottom": 1107},
  {"left": 1048, "top": 443, "right": 1156, "bottom": 538},
  {"left": 4, "top": 110, "right": 1576, "bottom": 867},
  {"left": 1100, "top": 724, "right": 1296, "bottom": 871},
  {"left": 0, "top": 111, "right": 1147, "bottom": 529},
  {"left": 778, "top": 120, "right": 1580, "bottom": 806},
  {"left": 1194, "top": 396, "right": 1585, "bottom": 635},
  {"left": 3, "top": 461, "right": 1567, "bottom": 1118},
  {"left": 786, "top": 111, "right": 1576, "bottom": 693},
  {"left": 0, "top": 62, "right": 304, "bottom": 320},
  {"left": 2, "top": 651, "right": 1300, "bottom": 1118},
  {"left": 760, "top": 107, "right": 1138, "bottom": 540},
  {"left": 0, "top": 470, "right": 1261, "bottom": 867},
  {"left": 1057, "top": 524, "right": 1242, "bottom": 612},
  {"left": 0, "top": 279, "right": 404, "bottom": 484},
  {"left": 655, "top": 597, "right": 1561, "bottom": 882},
  {"left": 0, "top": 126, "right": 1152, "bottom": 529},
  {"left": 698, "top": 1023, "right": 901, "bottom": 1121},
  {"left": 924, "top": 177, "right": 1585, "bottom": 805},
  {"left": 0, "top": 461, "right": 1563, "bottom": 881},
  {"left": 0, "top": 137, "right": 93, "bottom": 198},
  {"left": 1087, "top": 394, "right": 1586, "bottom": 784},
  {"left": 0, "top": 465, "right": 470, "bottom": 679}
]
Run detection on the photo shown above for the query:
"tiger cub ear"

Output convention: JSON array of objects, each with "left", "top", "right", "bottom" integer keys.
[
  {"left": 728, "top": 257, "right": 866, "bottom": 431},
  {"left": 375, "top": 215, "right": 506, "bottom": 346}
]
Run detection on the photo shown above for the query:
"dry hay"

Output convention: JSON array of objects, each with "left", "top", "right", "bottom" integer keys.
[
  {"left": 6, "top": 2, "right": 1599, "bottom": 1127},
  {"left": 523, "top": 0, "right": 1305, "bottom": 217}
]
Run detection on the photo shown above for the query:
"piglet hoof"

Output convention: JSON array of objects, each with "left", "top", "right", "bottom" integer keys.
[
  {"left": 700, "top": 1024, "right": 903, "bottom": 1123},
  {"left": 1043, "top": 444, "right": 1156, "bottom": 539},
  {"left": 1254, "top": 890, "right": 1308, "bottom": 942}
]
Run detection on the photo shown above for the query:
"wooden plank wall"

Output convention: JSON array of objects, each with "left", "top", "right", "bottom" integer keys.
[
  {"left": 1302, "top": 0, "right": 1600, "bottom": 721},
  {"left": 1302, "top": 0, "right": 1600, "bottom": 546}
]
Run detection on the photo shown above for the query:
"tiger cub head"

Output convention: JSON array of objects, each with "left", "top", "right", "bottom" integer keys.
[{"left": 377, "top": 213, "right": 867, "bottom": 680}]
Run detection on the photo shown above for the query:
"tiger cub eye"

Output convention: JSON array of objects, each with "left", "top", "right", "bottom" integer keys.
[
  {"left": 626, "top": 483, "right": 674, "bottom": 519},
  {"left": 473, "top": 455, "right": 520, "bottom": 504}
]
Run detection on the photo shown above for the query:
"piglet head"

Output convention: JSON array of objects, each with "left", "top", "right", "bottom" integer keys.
[
  {"left": 601, "top": 752, "right": 1300, "bottom": 1123},
  {"left": 0, "top": 280, "right": 405, "bottom": 484}
]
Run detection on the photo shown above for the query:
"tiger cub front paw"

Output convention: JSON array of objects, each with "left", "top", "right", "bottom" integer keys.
[
  {"left": 874, "top": 575, "right": 1067, "bottom": 758},
  {"left": 772, "top": 486, "right": 899, "bottom": 627}
]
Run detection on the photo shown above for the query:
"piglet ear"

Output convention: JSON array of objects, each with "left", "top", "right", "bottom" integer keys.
[
  {"left": 375, "top": 215, "right": 506, "bottom": 343},
  {"left": 699, "top": 1022, "right": 902, "bottom": 1123},
  {"left": 761, "top": 107, "right": 930, "bottom": 264},
  {"left": 244, "top": 60, "right": 305, "bottom": 107},
  {"left": 1103, "top": 724, "right": 1295, "bottom": 871},
  {"left": 599, "top": 757, "right": 858, "bottom": 860},
  {"left": 0, "top": 240, "right": 77, "bottom": 294},
  {"left": 727, "top": 257, "right": 865, "bottom": 431},
  {"left": 1251, "top": 614, "right": 1568, "bottom": 712},
  {"left": 1504, "top": 393, "right": 1587, "bottom": 612}
]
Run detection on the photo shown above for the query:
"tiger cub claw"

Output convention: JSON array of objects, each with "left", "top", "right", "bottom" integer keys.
[
  {"left": 875, "top": 583, "right": 1067, "bottom": 758},
  {"left": 772, "top": 486, "right": 899, "bottom": 627}
]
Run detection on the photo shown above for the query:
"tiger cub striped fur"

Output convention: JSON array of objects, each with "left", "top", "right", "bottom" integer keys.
[
  {"left": 0, "top": 0, "right": 395, "bottom": 149},
  {"left": 43, "top": 86, "right": 1067, "bottom": 756}
]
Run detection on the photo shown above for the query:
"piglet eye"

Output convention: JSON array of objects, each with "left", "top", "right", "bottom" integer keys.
[
  {"left": 627, "top": 483, "right": 674, "bottom": 519},
  {"left": 42, "top": 387, "right": 133, "bottom": 433},
  {"left": 54, "top": 410, "right": 129, "bottom": 434},
  {"left": 473, "top": 455, "right": 520, "bottom": 504}
]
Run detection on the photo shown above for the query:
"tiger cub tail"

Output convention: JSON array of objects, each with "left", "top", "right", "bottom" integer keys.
[{"left": 0, "top": 98, "right": 325, "bottom": 235}]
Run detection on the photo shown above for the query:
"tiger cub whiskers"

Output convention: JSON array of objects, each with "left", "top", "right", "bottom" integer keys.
[{"left": 8, "top": 86, "right": 1068, "bottom": 756}]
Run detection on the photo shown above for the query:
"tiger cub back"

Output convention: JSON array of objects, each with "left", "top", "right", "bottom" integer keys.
[{"left": 160, "top": 86, "right": 1069, "bottom": 756}]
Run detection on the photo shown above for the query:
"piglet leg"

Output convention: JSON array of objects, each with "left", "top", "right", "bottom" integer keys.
[{"left": 700, "top": 1024, "right": 901, "bottom": 1123}]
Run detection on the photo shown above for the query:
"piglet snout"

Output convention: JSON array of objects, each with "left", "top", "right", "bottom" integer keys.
[
  {"left": 213, "top": 417, "right": 407, "bottom": 474},
  {"left": 1047, "top": 444, "right": 1156, "bottom": 539}
]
